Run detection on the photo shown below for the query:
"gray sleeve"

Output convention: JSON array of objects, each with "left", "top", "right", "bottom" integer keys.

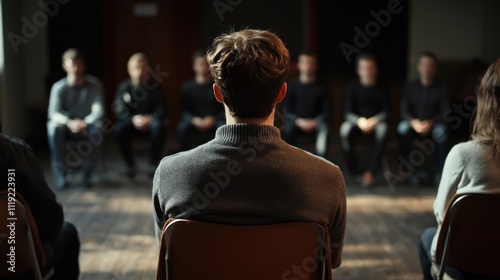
[
  {"left": 47, "top": 82, "right": 70, "bottom": 125},
  {"left": 83, "top": 81, "right": 105, "bottom": 124},
  {"left": 433, "top": 145, "right": 464, "bottom": 225}
]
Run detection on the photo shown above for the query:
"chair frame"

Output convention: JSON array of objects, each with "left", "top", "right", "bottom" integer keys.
[{"left": 433, "top": 193, "right": 500, "bottom": 280}]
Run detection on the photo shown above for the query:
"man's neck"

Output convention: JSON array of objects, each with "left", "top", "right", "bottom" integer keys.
[
  {"left": 420, "top": 77, "right": 435, "bottom": 87},
  {"left": 224, "top": 106, "right": 275, "bottom": 126},
  {"left": 360, "top": 78, "right": 376, "bottom": 88},
  {"left": 299, "top": 73, "right": 316, "bottom": 84},
  {"left": 67, "top": 75, "right": 85, "bottom": 87},
  {"left": 195, "top": 74, "right": 211, "bottom": 85}
]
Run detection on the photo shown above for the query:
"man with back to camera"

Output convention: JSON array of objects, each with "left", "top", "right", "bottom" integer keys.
[
  {"left": 340, "top": 53, "right": 390, "bottom": 188},
  {"left": 398, "top": 51, "right": 449, "bottom": 187},
  {"left": 47, "top": 48, "right": 104, "bottom": 189},
  {"left": 153, "top": 29, "right": 346, "bottom": 275},
  {"left": 177, "top": 50, "right": 224, "bottom": 151},
  {"left": 114, "top": 53, "right": 168, "bottom": 180},
  {"left": 282, "top": 51, "right": 332, "bottom": 158}
]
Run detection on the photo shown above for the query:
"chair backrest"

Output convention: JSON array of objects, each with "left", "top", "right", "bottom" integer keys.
[
  {"left": 0, "top": 191, "right": 46, "bottom": 279},
  {"left": 435, "top": 192, "right": 500, "bottom": 278},
  {"left": 158, "top": 219, "right": 330, "bottom": 280}
]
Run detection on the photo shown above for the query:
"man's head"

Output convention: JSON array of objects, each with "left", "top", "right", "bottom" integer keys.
[
  {"left": 62, "top": 48, "right": 86, "bottom": 77},
  {"left": 192, "top": 50, "right": 210, "bottom": 78},
  {"left": 355, "top": 53, "right": 378, "bottom": 87},
  {"left": 207, "top": 29, "right": 290, "bottom": 119},
  {"left": 297, "top": 51, "right": 318, "bottom": 77},
  {"left": 417, "top": 51, "right": 438, "bottom": 84},
  {"left": 128, "top": 52, "right": 149, "bottom": 86}
]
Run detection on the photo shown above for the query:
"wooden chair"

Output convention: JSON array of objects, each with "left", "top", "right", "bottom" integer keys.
[
  {"left": 0, "top": 191, "right": 53, "bottom": 280},
  {"left": 157, "top": 219, "right": 331, "bottom": 280},
  {"left": 432, "top": 193, "right": 500, "bottom": 280}
]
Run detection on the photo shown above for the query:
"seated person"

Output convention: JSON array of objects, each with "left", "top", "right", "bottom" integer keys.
[
  {"left": 47, "top": 48, "right": 104, "bottom": 189},
  {"left": 398, "top": 51, "right": 449, "bottom": 186},
  {"left": 0, "top": 133, "right": 80, "bottom": 279},
  {"left": 177, "top": 50, "right": 224, "bottom": 151},
  {"left": 282, "top": 51, "right": 331, "bottom": 158},
  {"left": 340, "top": 53, "right": 390, "bottom": 187},
  {"left": 114, "top": 52, "right": 168, "bottom": 180},
  {"left": 418, "top": 58, "right": 500, "bottom": 280},
  {"left": 153, "top": 29, "right": 346, "bottom": 273}
]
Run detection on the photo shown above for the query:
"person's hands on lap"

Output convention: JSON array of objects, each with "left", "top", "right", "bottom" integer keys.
[
  {"left": 193, "top": 116, "right": 215, "bottom": 132},
  {"left": 357, "top": 117, "right": 377, "bottom": 134},
  {"left": 411, "top": 119, "right": 433, "bottom": 137},
  {"left": 296, "top": 118, "right": 317, "bottom": 134},
  {"left": 67, "top": 119, "right": 87, "bottom": 134},
  {"left": 132, "top": 114, "right": 152, "bottom": 132}
]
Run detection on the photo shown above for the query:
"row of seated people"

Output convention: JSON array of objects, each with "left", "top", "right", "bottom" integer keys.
[
  {"left": 47, "top": 49, "right": 225, "bottom": 189},
  {"left": 47, "top": 48, "right": 449, "bottom": 190},
  {"left": 284, "top": 51, "right": 450, "bottom": 188}
]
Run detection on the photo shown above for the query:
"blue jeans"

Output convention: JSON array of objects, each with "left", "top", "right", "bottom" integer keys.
[
  {"left": 397, "top": 121, "right": 448, "bottom": 175},
  {"left": 47, "top": 121, "right": 101, "bottom": 180},
  {"left": 339, "top": 121, "right": 388, "bottom": 175}
]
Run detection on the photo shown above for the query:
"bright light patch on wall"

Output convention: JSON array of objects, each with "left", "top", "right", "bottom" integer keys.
[{"left": 133, "top": 3, "right": 158, "bottom": 18}]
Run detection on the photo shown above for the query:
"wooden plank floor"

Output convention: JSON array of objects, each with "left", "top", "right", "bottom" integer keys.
[{"left": 35, "top": 140, "right": 437, "bottom": 280}]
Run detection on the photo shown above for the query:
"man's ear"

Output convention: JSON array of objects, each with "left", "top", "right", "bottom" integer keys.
[
  {"left": 275, "top": 82, "right": 287, "bottom": 104},
  {"left": 213, "top": 83, "right": 224, "bottom": 104}
]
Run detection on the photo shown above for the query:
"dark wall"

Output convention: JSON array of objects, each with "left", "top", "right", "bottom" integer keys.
[
  {"left": 197, "top": 0, "right": 304, "bottom": 60},
  {"left": 48, "top": 0, "right": 102, "bottom": 87},
  {"left": 317, "top": 0, "right": 409, "bottom": 80}
]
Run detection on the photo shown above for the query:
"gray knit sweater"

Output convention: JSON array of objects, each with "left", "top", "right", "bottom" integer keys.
[
  {"left": 431, "top": 140, "right": 500, "bottom": 260},
  {"left": 153, "top": 123, "right": 346, "bottom": 267}
]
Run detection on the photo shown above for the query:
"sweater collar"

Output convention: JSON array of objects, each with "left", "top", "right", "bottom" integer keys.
[{"left": 215, "top": 124, "right": 282, "bottom": 144}]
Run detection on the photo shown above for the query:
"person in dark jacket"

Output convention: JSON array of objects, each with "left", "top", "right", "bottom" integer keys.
[
  {"left": 398, "top": 51, "right": 449, "bottom": 186},
  {"left": 114, "top": 52, "right": 168, "bottom": 180}
]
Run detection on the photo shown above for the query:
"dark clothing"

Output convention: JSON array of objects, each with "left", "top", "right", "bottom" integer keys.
[
  {"left": 340, "top": 121, "right": 388, "bottom": 175},
  {"left": 283, "top": 79, "right": 332, "bottom": 157},
  {"left": 115, "top": 117, "right": 165, "bottom": 167},
  {"left": 0, "top": 134, "right": 80, "bottom": 279},
  {"left": 285, "top": 79, "right": 331, "bottom": 123},
  {"left": 114, "top": 79, "right": 168, "bottom": 121},
  {"left": 398, "top": 79, "right": 450, "bottom": 175},
  {"left": 342, "top": 79, "right": 390, "bottom": 123},
  {"left": 177, "top": 80, "right": 224, "bottom": 151},
  {"left": 153, "top": 124, "right": 347, "bottom": 268},
  {"left": 340, "top": 80, "right": 390, "bottom": 175},
  {"left": 180, "top": 79, "right": 223, "bottom": 119},
  {"left": 400, "top": 80, "right": 449, "bottom": 121},
  {"left": 114, "top": 79, "right": 168, "bottom": 167}
]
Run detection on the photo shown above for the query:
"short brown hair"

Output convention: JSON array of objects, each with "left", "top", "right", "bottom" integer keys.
[
  {"left": 472, "top": 58, "right": 500, "bottom": 158},
  {"left": 207, "top": 29, "right": 290, "bottom": 118},
  {"left": 62, "top": 48, "right": 84, "bottom": 62}
]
